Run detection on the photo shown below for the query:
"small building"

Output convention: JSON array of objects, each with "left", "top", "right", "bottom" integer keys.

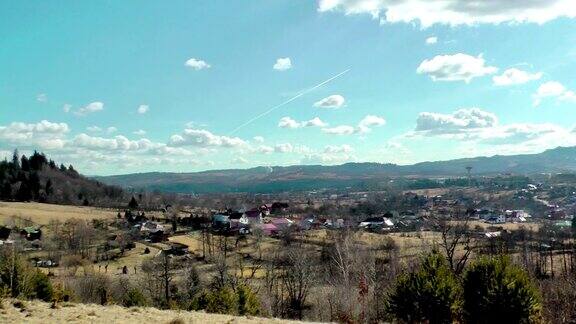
[
  {"left": 20, "top": 227, "right": 42, "bottom": 241},
  {"left": 243, "top": 210, "right": 262, "bottom": 225},
  {"left": 485, "top": 215, "right": 506, "bottom": 224},
  {"left": 212, "top": 214, "right": 231, "bottom": 232}
]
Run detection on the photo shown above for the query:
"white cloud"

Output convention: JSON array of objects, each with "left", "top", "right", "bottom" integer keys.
[
  {"left": 425, "top": 36, "right": 437, "bottom": 45},
  {"left": 303, "top": 117, "right": 328, "bottom": 127},
  {"left": 324, "top": 144, "right": 354, "bottom": 154},
  {"left": 492, "top": 68, "right": 542, "bottom": 86},
  {"left": 415, "top": 108, "right": 498, "bottom": 134},
  {"left": 313, "top": 94, "right": 346, "bottom": 109},
  {"left": 106, "top": 127, "right": 118, "bottom": 134},
  {"left": 322, "top": 115, "right": 386, "bottom": 135},
  {"left": 37, "top": 93, "right": 47, "bottom": 102},
  {"left": 410, "top": 107, "right": 576, "bottom": 152},
  {"left": 232, "top": 157, "right": 248, "bottom": 164},
  {"left": 169, "top": 129, "right": 247, "bottom": 148},
  {"left": 278, "top": 117, "right": 301, "bottom": 129},
  {"left": 253, "top": 136, "right": 265, "bottom": 143},
  {"left": 137, "top": 105, "right": 149, "bottom": 114},
  {"left": 322, "top": 125, "right": 356, "bottom": 135},
  {"left": 278, "top": 116, "right": 328, "bottom": 129},
  {"left": 274, "top": 143, "right": 293, "bottom": 153},
  {"left": 533, "top": 81, "right": 576, "bottom": 106},
  {"left": 87, "top": 126, "right": 102, "bottom": 133},
  {"left": 273, "top": 57, "right": 292, "bottom": 71},
  {"left": 357, "top": 115, "right": 386, "bottom": 134},
  {"left": 301, "top": 148, "right": 356, "bottom": 164},
  {"left": 75, "top": 102, "right": 104, "bottom": 116},
  {"left": 417, "top": 53, "right": 498, "bottom": 83},
  {"left": 0, "top": 120, "right": 69, "bottom": 149},
  {"left": 73, "top": 134, "right": 153, "bottom": 151},
  {"left": 257, "top": 145, "right": 274, "bottom": 154},
  {"left": 63, "top": 104, "right": 72, "bottom": 113},
  {"left": 133, "top": 129, "right": 147, "bottom": 136},
  {"left": 185, "top": 58, "right": 211, "bottom": 70},
  {"left": 317, "top": 0, "right": 576, "bottom": 27}
]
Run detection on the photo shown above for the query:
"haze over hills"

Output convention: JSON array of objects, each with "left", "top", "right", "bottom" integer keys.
[{"left": 94, "top": 146, "right": 576, "bottom": 194}]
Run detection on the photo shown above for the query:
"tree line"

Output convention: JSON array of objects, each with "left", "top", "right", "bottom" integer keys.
[{"left": 0, "top": 150, "right": 123, "bottom": 205}]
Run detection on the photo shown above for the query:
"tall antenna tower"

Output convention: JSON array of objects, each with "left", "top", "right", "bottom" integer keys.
[{"left": 465, "top": 166, "right": 473, "bottom": 186}]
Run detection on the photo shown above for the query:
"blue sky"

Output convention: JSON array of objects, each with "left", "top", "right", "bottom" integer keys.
[{"left": 1, "top": 0, "right": 576, "bottom": 175}]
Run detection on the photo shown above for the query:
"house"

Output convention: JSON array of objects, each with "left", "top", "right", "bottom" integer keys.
[
  {"left": 20, "top": 227, "right": 42, "bottom": 241},
  {"left": 271, "top": 217, "right": 294, "bottom": 230},
  {"left": 485, "top": 215, "right": 506, "bottom": 224},
  {"left": 258, "top": 223, "right": 279, "bottom": 236},
  {"left": 212, "top": 214, "right": 231, "bottom": 232},
  {"left": 505, "top": 210, "right": 530, "bottom": 222},
  {"left": 299, "top": 216, "right": 315, "bottom": 230},
  {"left": 243, "top": 210, "right": 262, "bottom": 224},
  {"left": 229, "top": 212, "right": 248, "bottom": 228},
  {"left": 359, "top": 216, "right": 394, "bottom": 229},
  {"left": 140, "top": 221, "right": 164, "bottom": 234}
]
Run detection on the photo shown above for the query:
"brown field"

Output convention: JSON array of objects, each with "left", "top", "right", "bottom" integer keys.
[
  {"left": 0, "top": 202, "right": 117, "bottom": 225},
  {"left": 0, "top": 299, "right": 308, "bottom": 324}
]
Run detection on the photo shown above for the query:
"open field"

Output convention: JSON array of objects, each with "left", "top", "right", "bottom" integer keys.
[
  {"left": 0, "top": 202, "right": 117, "bottom": 225},
  {"left": 0, "top": 299, "right": 310, "bottom": 324}
]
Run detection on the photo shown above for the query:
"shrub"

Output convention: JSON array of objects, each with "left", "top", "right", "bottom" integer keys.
[
  {"left": 208, "top": 287, "right": 239, "bottom": 314},
  {"left": 237, "top": 284, "right": 261, "bottom": 316},
  {"left": 463, "top": 256, "right": 541, "bottom": 323},
  {"left": 24, "top": 270, "right": 54, "bottom": 302},
  {"left": 387, "top": 251, "right": 461, "bottom": 323},
  {"left": 122, "top": 288, "right": 148, "bottom": 307},
  {"left": 193, "top": 287, "right": 239, "bottom": 315}
]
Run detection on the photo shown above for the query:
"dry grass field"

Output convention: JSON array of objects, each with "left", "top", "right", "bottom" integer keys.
[
  {"left": 0, "top": 299, "right": 310, "bottom": 324},
  {"left": 0, "top": 202, "right": 117, "bottom": 225}
]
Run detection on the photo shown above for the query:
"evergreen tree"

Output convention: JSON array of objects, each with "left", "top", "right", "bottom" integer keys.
[
  {"left": 128, "top": 196, "right": 139, "bottom": 209},
  {"left": 462, "top": 256, "right": 541, "bottom": 324},
  {"left": 15, "top": 181, "right": 32, "bottom": 201},
  {"left": 387, "top": 251, "right": 462, "bottom": 323},
  {"left": 45, "top": 179, "right": 53, "bottom": 196},
  {"left": 11, "top": 149, "right": 20, "bottom": 169},
  {"left": 28, "top": 172, "right": 41, "bottom": 199},
  {"left": 20, "top": 155, "right": 30, "bottom": 172},
  {"left": 0, "top": 182, "right": 11, "bottom": 200}
]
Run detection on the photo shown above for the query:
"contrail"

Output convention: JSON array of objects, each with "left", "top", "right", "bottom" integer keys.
[{"left": 230, "top": 68, "right": 351, "bottom": 135}]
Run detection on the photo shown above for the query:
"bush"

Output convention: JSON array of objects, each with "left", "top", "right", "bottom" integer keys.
[
  {"left": 24, "top": 270, "right": 54, "bottom": 302},
  {"left": 387, "top": 251, "right": 461, "bottom": 323},
  {"left": 193, "top": 287, "right": 239, "bottom": 315},
  {"left": 463, "top": 256, "right": 541, "bottom": 323},
  {"left": 122, "top": 288, "right": 148, "bottom": 307},
  {"left": 237, "top": 284, "right": 261, "bottom": 316}
]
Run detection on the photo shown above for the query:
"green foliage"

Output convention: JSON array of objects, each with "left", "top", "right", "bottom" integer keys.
[
  {"left": 206, "top": 287, "right": 238, "bottom": 315},
  {"left": 237, "top": 284, "right": 261, "bottom": 316},
  {"left": 192, "top": 287, "right": 240, "bottom": 315},
  {"left": 0, "top": 249, "right": 53, "bottom": 302},
  {"left": 122, "top": 288, "right": 149, "bottom": 307},
  {"left": 23, "top": 270, "right": 54, "bottom": 302},
  {"left": 387, "top": 251, "right": 461, "bottom": 323},
  {"left": 463, "top": 256, "right": 541, "bottom": 324}
]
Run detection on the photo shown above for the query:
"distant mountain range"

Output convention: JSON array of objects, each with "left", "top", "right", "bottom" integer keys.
[{"left": 96, "top": 146, "right": 576, "bottom": 194}]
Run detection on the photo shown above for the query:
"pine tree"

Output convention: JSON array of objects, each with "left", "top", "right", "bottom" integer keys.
[
  {"left": 128, "top": 196, "right": 139, "bottom": 209},
  {"left": 12, "top": 149, "right": 20, "bottom": 169}
]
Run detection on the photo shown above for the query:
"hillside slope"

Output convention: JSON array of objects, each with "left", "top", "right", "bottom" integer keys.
[
  {"left": 0, "top": 299, "right": 310, "bottom": 324},
  {"left": 96, "top": 146, "right": 576, "bottom": 194}
]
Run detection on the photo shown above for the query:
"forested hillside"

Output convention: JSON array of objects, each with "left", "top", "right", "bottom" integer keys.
[{"left": 0, "top": 150, "right": 123, "bottom": 206}]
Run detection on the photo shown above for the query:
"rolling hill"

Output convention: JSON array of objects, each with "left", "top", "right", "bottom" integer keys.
[{"left": 96, "top": 146, "right": 576, "bottom": 194}]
